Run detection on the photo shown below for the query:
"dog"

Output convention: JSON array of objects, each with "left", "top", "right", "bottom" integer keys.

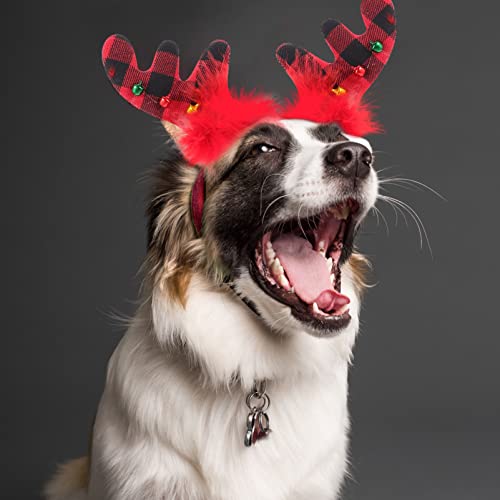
[
  {"left": 45, "top": 118, "right": 377, "bottom": 499},
  {"left": 46, "top": 0, "right": 398, "bottom": 496}
]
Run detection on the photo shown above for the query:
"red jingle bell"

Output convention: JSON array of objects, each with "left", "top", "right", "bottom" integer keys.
[
  {"left": 159, "top": 96, "right": 170, "bottom": 108},
  {"left": 354, "top": 65, "right": 366, "bottom": 77}
]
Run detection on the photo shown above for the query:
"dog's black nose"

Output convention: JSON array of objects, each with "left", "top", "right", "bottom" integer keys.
[{"left": 325, "top": 142, "right": 372, "bottom": 180}]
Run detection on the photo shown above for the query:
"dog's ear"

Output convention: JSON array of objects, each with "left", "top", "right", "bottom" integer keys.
[
  {"left": 162, "top": 121, "right": 182, "bottom": 143},
  {"left": 145, "top": 159, "right": 204, "bottom": 306}
]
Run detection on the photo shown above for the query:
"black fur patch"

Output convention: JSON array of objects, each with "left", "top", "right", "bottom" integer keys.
[
  {"left": 145, "top": 123, "right": 297, "bottom": 281},
  {"left": 208, "top": 123, "right": 297, "bottom": 274},
  {"left": 310, "top": 123, "right": 346, "bottom": 143}
]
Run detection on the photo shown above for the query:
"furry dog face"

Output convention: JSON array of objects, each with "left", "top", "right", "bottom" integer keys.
[{"left": 147, "top": 119, "right": 377, "bottom": 338}]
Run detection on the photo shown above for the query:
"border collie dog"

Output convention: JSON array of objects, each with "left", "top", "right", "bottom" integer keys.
[
  {"left": 46, "top": 1, "right": 399, "bottom": 496},
  {"left": 45, "top": 118, "right": 378, "bottom": 499}
]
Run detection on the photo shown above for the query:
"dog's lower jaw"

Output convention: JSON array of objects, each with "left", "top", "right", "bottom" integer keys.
[
  {"left": 235, "top": 265, "right": 360, "bottom": 342},
  {"left": 87, "top": 272, "right": 359, "bottom": 500}
]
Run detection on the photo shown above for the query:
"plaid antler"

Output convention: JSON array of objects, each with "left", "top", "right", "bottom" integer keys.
[
  {"left": 276, "top": 0, "right": 396, "bottom": 99},
  {"left": 102, "top": 35, "right": 231, "bottom": 124},
  {"left": 101, "top": 1, "right": 397, "bottom": 166}
]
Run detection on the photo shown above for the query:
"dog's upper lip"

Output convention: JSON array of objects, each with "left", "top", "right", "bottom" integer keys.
[{"left": 253, "top": 198, "right": 361, "bottom": 247}]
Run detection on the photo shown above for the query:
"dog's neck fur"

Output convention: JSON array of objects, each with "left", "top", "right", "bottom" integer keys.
[{"left": 147, "top": 271, "right": 360, "bottom": 391}]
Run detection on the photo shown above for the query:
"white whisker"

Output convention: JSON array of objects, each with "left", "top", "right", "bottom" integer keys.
[
  {"left": 375, "top": 165, "right": 398, "bottom": 175},
  {"left": 371, "top": 205, "right": 390, "bottom": 235},
  {"left": 379, "top": 198, "right": 399, "bottom": 227},
  {"left": 297, "top": 203, "right": 308, "bottom": 241},
  {"left": 371, "top": 205, "right": 381, "bottom": 226},
  {"left": 379, "top": 177, "right": 446, "bottom": 201},
  {"left": 261, "top": 194, "right": 292, "bottom": 225},
  {"left": 259, "top": 173, "right": 288, "bottom": 216},
  {"left": 378, "top": 188, "right": 410, "bottom": 227},
  {"left": 378, "top": 194, "right": 433, "bottom": 257}
]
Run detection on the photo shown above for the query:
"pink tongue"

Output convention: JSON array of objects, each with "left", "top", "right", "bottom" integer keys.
[
  {"left": 315, "top": 290, "right": 350, "bottom": 312},
  {"left": 271, "top": 234, "right": 350, "bottom": 313}
]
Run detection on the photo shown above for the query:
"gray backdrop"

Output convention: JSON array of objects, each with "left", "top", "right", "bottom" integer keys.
[{"left": 4, "top": 1, "right": 499, "bottom": 499}]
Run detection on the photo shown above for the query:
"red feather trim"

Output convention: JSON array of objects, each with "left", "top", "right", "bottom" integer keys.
[
  {"left": 281, "top": 91, "right": 381, "bottom": 137},
  {"left": 176, "top": 63, "right": 279, "bottom": 165},
  {"left": 178, "top": 92, "right": 379, "bottom": 165}
]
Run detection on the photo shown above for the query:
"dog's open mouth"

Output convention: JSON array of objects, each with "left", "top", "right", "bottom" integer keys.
[{"left": 251, "top": 199, "right": 360, "bottom": 331}]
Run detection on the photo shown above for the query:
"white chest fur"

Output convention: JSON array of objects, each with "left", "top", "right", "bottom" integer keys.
[{"left": 89, "top": 274, "right": 359, "bottom": 500}]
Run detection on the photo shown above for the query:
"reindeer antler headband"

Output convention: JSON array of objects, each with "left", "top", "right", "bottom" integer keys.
[{"left": 102, "top": 0, "right": 397, "bottom": 167}]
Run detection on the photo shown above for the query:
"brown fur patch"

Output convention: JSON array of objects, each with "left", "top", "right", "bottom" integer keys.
[
  {"left": 145, "top": 160, "right": 206, "bottom": 307},
  {"left": 163, "top": 268, "right": 193, "bottom": 307},
  {"left": 43, "top": 456, "right": 89, "bottom": 499},
  {"left": 349, "top": 252, "right": 372, "bottom": 296}
]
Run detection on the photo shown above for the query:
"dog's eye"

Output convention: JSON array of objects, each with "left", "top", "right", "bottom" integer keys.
[{"left": 251, "top": 143, "right": 278, "bottom": 156}]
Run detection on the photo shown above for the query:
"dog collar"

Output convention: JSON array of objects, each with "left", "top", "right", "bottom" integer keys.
[{"left": 190, "top": 169, "right": 205, "bottom": 236}]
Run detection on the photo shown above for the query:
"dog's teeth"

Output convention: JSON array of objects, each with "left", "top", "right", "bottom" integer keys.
[
  {"left": 332, "top": 204, "right": 349, "bottom": 220},
  {"left": 291, "top": 287, "right": 295, "bottom": 294},
  {"left": 327, "top": 257, "right": 333, "bottom": 272},
  {"left": 330, "top": 274, "right": 335, "bottom": 284},
  {"left": 279, "top": 275, "right": 290, "bottom": 290},
  {"left": 313, "top": 302, "right": 321, "bottom": 314},
  {"left": 266, "top": 241, "right": 273, "bottom": 249},
  {"left": 265, "top": 248, "right": 276, "bottom": 262},
  {"left": 332, "top": 207, "right": 342, "bottom": 219},
  {"left": 336, "top": 304, "right": 350, "bottom": 316},
  {"left": 271, "top": 259, "right": 284, "bottom": 276},
  {"left": 318, "top": 240, "right": 326, "bottom": 254}
]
